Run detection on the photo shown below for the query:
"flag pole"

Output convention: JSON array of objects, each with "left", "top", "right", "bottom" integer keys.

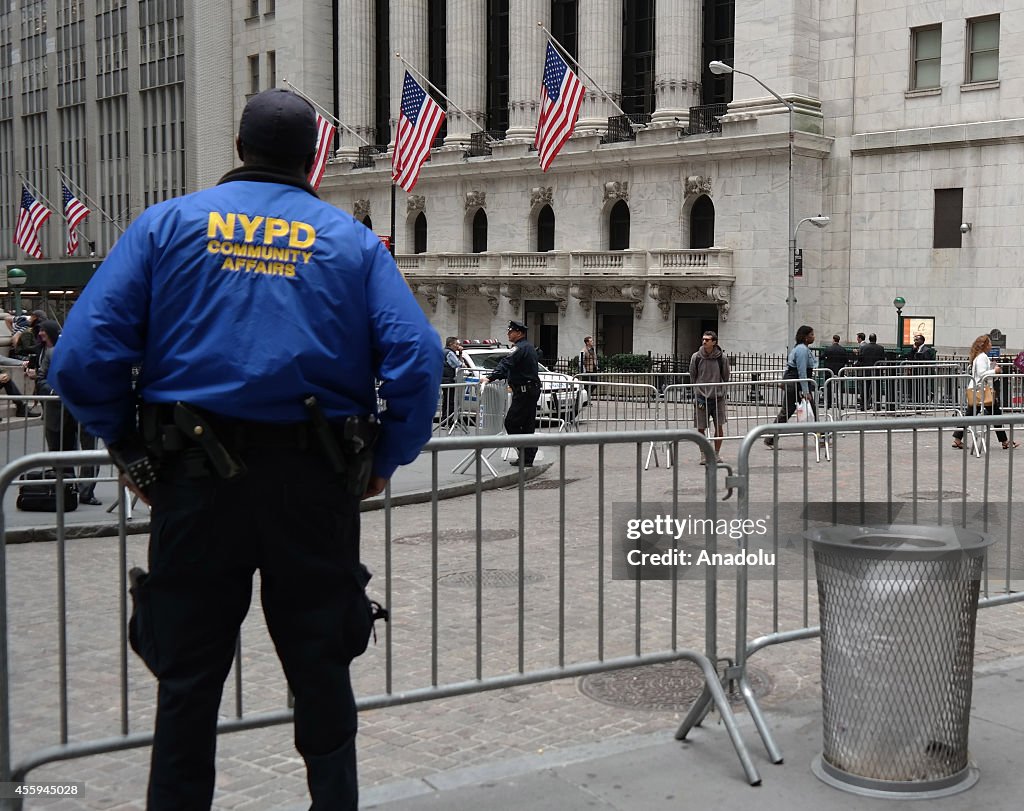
[
  {"left": 395, "top": 53, "right": 494, "bottom": 142},
  {"left": 15, "top": 170, "right": 58, "bottom": 212},
  {"left": 282, "top": 78, "right": 371, "bottom": 146},
  {"left": 537, "top": 22, "right": 644, "bottom": 131},
  {"left": 390, "top": 184, "right": 397, "bottom": 258},
  {"left": 55, "top": 168, "right": 125, "bottom": 235}
]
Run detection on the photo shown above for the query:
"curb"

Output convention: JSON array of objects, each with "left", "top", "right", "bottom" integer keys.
[{"left": 4, "top": 461, "right": 551, "bottom": 544}]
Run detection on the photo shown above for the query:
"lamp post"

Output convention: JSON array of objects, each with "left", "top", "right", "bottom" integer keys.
[
  {"left": 893, "top": 296, "right": 906, "bottom": 349},
  {"left": 7, "top": 267, "right": 26, "bottom": 316},
  {"left": 709, "top": 60, "right": 796, "bottom": 349}
]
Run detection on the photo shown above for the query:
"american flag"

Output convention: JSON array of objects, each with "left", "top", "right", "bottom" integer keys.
[
  {"left": 392, "top": 71, "right": 445, "bottom": 192},
  {"left": 13, "top": 184, "right": 51, "bottom": 259},
  {"left": 535, "top": 43, "right": 585, "bottom": 172},
  {"left": 307, "top": 113, "right": 336, "bottom": 191},
  {"left": 62, "top": 181, "right": 90, "bottom": 255}
]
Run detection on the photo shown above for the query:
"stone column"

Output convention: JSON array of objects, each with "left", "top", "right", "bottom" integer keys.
[
  {"left": 390, "top": 0, "right": 429, "bottom": 148},
  {"left": 651, "top": 0, "right": 701, "bottom": 125},
  {"left": 505, "top": 1, "right": 549, "bottom": 141},
  {"left": 445, "top": 0, "right": 487, "bottom": 147},
  {"left": 338, "top": 2, "right": 375, "bottom": 156},
  {"left": 575, "top": 0, "right": 621, "bottom": 135}
]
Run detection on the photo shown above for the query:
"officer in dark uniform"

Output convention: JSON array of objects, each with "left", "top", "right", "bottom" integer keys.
[
  {"left": 485, "top": 320, "right": 542, "bottom": 466},
  {"left": 48, "top": 89, "right": 440, "bottom": 811}
]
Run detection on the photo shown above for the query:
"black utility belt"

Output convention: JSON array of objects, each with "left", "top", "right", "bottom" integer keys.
[{"left": 510, "top": 382, "right": 542, "bottom": 393}]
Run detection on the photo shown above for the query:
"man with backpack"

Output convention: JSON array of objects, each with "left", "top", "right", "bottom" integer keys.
[{"left": 688, "top": 330, "right": 730, "bottom": 464}]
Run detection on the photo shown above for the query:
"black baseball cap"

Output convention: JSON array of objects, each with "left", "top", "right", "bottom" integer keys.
[{"left": 238, "top": 89, "right": 317, "bottom": 160}]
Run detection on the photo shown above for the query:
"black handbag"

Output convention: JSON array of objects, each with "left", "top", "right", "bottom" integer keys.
[{"left": 16, "top": 469, "right": 79, "bottom": 512}]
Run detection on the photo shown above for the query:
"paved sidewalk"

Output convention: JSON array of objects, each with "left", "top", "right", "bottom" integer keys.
[{"left": 357, "top": 655, "right": 1024, "bottom": 810}]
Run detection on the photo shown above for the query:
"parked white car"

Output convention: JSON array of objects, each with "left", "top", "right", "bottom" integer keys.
[{"left": 454, "top": 340, "right": 588, "bottom": 421}]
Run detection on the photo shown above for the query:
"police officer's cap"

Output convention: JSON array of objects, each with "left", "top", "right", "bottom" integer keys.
[
  {"left": 238, "top": 89, "right": 317, "bottom": 160},
  {"left": 507, "top": 320, "right": 527, "bottom": 333}
]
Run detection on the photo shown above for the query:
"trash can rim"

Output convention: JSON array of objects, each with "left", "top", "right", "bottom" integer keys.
[{"left": 806, "top": 523, "right": 993, "bottom": 558}]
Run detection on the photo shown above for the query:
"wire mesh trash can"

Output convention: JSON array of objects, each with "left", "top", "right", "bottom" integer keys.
[{"left": 806, "top": 524, "right": 993, "bottom": 799}]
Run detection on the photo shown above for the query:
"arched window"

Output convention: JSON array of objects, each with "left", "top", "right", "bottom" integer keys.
[
  {"left": 690, "top": 196, "right": 715, "bottom": 249},
  {"left": 536, "top": 205, "right": 555, "bottom": 252},
  {"left": 414, "top": 212, "right": 428, "bottom": 254},
  {"left": 361, "top": 215, "right": 373, "bottom": 230},
  {"left": 609, "top": 200, "right": 630, "bottom": 250},
  {"left": 472, "top": 209, "right": 488, "bottom": 253}
]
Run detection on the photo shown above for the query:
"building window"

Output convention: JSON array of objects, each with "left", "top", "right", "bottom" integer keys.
[
  {"left": 472, "top": 209, "right": 488, "bottom": 253},
  {"left": 267, "top": 50, "right": 276, "bottom": 89},
  {"left": 702, "top": 0, "right": 734, "bottom": 105},
  {"left": 537, "top": 205, "right": 555, "bottom": 251},
  {"left": 486, "top": 0, "right": 509, "bottom": 133},
  {"left": 248, "top": 54, "right": 259, "bottom": 95},
  {"left": 414, "top": 212, "right": 428, "bottom": 253},
  {"left": 428, "top": 0, "right": 447, "bottom": 140},
  {"left": 621, "top": 0, "right": 655, "bottom": 116},
  {"left": 551, "top": 0, "right": 578, "bottom": 62},
  {"left": 910, "top": 25, "right": 940, "bottom": 90},
  {"left": 690, "top": 196, "right": 715, "bottom": 249},
  {"left": 265, "top": 0, "right": 276, "bottom": 14},
  {"left": 933, "top": 188, "right": 963, "bottom": 249},
  {"left": 609, "top": 200, "right": 630, "bottom": 250},
  {"left": 967, "top": 16, "right": 999, "bottom": 83},
  {"left": 374, "top": 0, "right": 390, "bottom": 144},
  {"left": 247, "top": 0, "right": 259, "bottom": 19}
]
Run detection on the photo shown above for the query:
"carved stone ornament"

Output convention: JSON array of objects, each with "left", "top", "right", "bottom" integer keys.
[
  {"left": 545, "top": 284, "right": 569, "bottom": 315},
  {"left": 352, "top": 199, "right": 371, "bottom": 220},
  {"left": 438, "top": 283, "right": 460, "bottom": 315},
  {"left": 465, "top": 190, "right": 487, "bottom": 211},
  {"left": 621, "top": 284, "right": 646, "bottom": 319},
  {"left": 530, "top": 186, "right": 553, "bottom": 208},
  {"left": 570, "top": 284, "right": 594, "bottom": 316},
  {"left": 648, "top": 283, "right": 732, "bottom": 321},
  {"left": 685, "top": 176, "right": 713, "bottom": 197},
  {"left": 603, "top": 181, "right": 629, "bottom": 203},
  {"left": 479, "top": 283, "right": 500, "bottom": 315},
  {"left": 500, "top": 283, "right": 522, "bottom": 315},
  {"left": 407, "top": 195, "right": 425, "bottom": 215},
  {"left": 415, "top": 283, "right": 439, "bottom": 313}
]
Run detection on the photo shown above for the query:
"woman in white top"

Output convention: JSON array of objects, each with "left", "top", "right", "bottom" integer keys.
[{"left": 952, "top": 334, "right": 1019, "bottom": 449}]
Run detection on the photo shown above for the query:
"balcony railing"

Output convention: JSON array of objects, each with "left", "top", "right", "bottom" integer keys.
[
  {"left": 686, "top": 103, "right": 729, "bottom": 135},
  {"left": 395, "top": 249, "right": 733, "bottom": 279},
  {"left": 601, "top": 113, "right": 652, "bottom": 144},
  {"left": 465, "top": 130, "right": 506, "bottom": 158},
  {"left": 354, "top": 145, "right": 387, "bottom": 169}
]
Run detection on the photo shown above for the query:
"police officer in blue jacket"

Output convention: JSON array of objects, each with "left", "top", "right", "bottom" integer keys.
[
  {"left": 49, "top": 89, "right": 440, "bottom": 811},
  {"left": 485, "top": 320, "right": 542, "bottom": 466}
]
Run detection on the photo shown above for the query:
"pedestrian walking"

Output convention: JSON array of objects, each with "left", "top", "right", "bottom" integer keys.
[
  {"left": 485, "top": 320, "right": 541, "bottom": 467},
  {"left": 688, "top": 330, "right": 730, "bottom": 463},
  {"left": 48, "top": 88, "right": 440, "bottom": 811},
  {"left": 579, "top": 335, "right": 599, "bottom": 373},
  {"left": 765, "top": 325, "right": 822, "bottom": 448},
  {"left": 952, "top": 334, "right": 1019, "bottom": 451}
]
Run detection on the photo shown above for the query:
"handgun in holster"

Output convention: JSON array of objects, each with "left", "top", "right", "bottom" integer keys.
[{"left": 305, "top": 396, "right": 379, "bottom": 495}]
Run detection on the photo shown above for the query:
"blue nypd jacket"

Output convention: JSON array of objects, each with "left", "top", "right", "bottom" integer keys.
[{"left": 49, "top": 169, "right": 441, "bottom": 480}]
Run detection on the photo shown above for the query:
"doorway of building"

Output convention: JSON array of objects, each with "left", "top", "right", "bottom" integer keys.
[
  {"left": 524, "top": 300, "right": 559, "bottom": 362},
  {"left": 674, "top": 303, "right": 719, "bottom": 358},
  {"left": 597, "top": 302, "right": 634, "bottom": 357}
]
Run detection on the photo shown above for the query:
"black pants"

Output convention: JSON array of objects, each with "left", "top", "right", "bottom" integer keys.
[
  {"left": 954, "top": 400, "right": 1010, "bottom": 444},
  {"left": 131, "top": 446, "right": 372, "bottom": 810},
  {"left": 776, "top": 381, "right": 817, "bottom": 424},
  {"left": 505, "top": 383, "right": 542, "bottom": 464},
  {"left": 44, "top": 405, "right": 99, "bottom": 499}
]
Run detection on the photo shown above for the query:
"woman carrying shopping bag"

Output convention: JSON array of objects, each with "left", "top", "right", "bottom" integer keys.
[
  {"left": 765, "top": 325, "right": 822, "bottom": 448},
  {"left": 952, "top": 334, "right": 1019, "bottom": 450}
]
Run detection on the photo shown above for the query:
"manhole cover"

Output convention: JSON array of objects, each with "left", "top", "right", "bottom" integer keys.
[
  {"left": 438, "top": 568, "right": 546, "bottom": 587},
  {"left": 895, "top": 490, "right": 965, "bottom": 501},
  {"left": 579, "top": 661, "right": 772, "bottom": 711},
  {"left": 393, "top": 528, "right": 518, "bottom": 545},
  {"left": 748, "top": 465, "right": 805, "bottom": 474},
  {"left": 525, "top": 477, "right": 580, "bottom": 490}
]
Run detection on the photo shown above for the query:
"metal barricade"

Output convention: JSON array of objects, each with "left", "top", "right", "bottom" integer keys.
[
  {"left": 1, "top": 430, "right": 764, "bottom": 807},
  {"left": 682, "top": 413, "right": 1024, "bottom": 773},
  {"left": 573, "top": 381, "right": 661, "bottom": 431},
  {"left": 828, "top": 370, "right": 969, "bottom": 420}
]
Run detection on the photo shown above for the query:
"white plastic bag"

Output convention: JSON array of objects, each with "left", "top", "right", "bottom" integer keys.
[{"left": 793, "top": 399, "right": 813, "bottom": 423}]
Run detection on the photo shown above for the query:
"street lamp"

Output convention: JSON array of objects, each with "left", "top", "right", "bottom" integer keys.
[
  {"left": 709, "top": 60, "right": 797, "bottom": 349},
  {"left": 7, "top": 267, "right": 26, "bottom": 316},
  {"left": 893, "top": 296, "right": 906, "bottom": 348},
  {"left": 792, "top": 214, "right": 830, "bottom": 313}
]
